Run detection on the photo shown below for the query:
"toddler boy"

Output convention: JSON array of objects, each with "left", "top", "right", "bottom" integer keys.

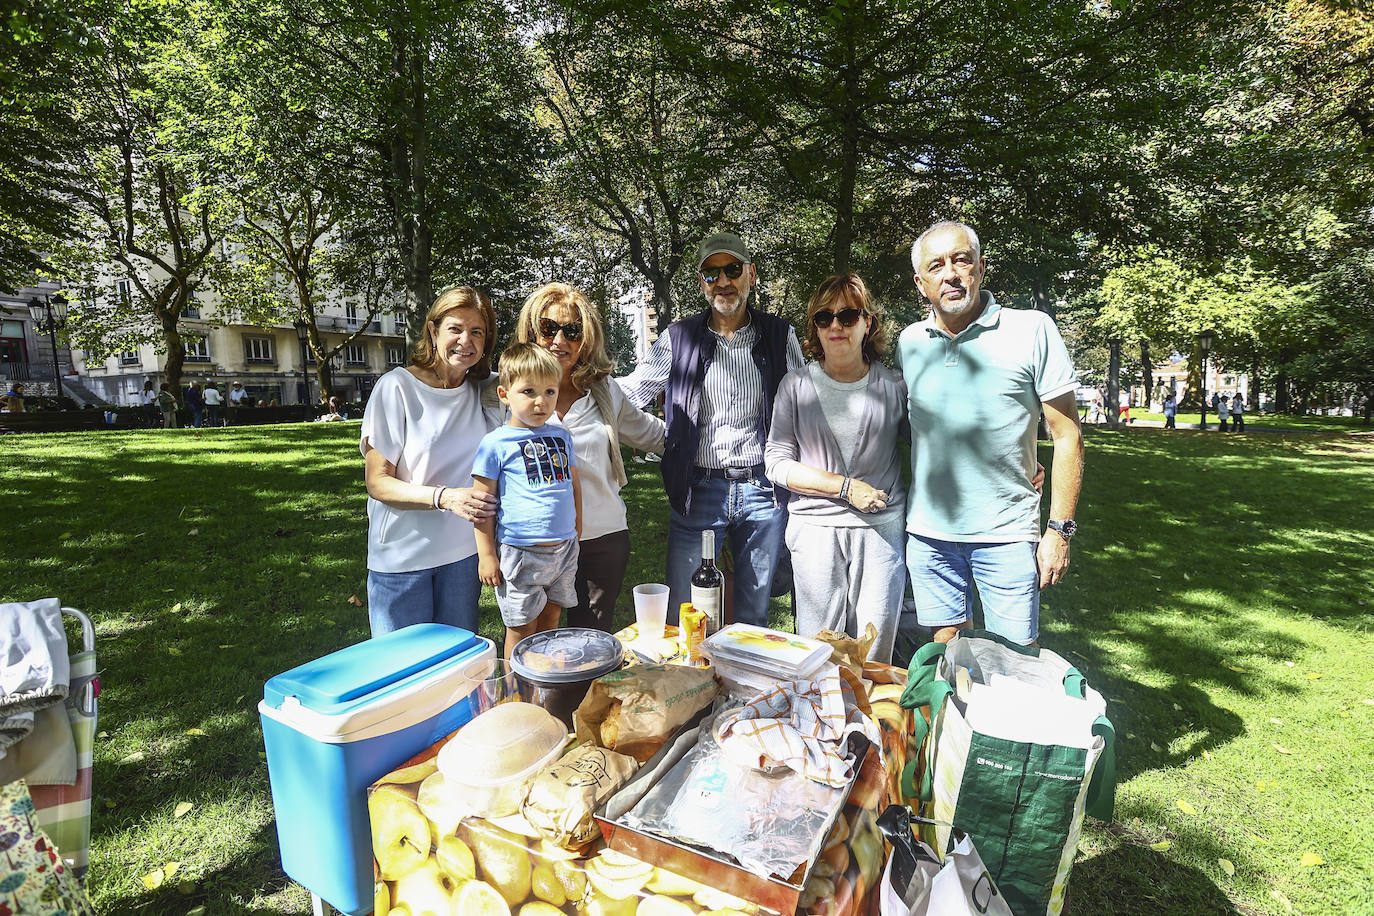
[{"left": 472, "top": 343, "right": 583, "bottom": 658}]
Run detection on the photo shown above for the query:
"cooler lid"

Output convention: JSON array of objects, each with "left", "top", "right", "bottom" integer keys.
[
  {"left": 510, "top": 628, "right": 623, "bottom": 684},
  {"left": 263, "top": 623, "right": 485, "bottom": 714}
]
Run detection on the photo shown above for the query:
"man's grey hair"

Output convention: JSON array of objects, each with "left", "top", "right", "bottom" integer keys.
[{"left": 911, "top": 221, "right": 981, "bottom": 272}]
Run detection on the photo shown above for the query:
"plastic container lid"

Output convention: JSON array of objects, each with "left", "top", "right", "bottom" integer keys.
[
  {"left": 510, "top": 628, "right": 624, "bottom": 684},
  {"left": 701, "top": 624, "right": 832, "bottom": 676},
  {"left": 437, "top": 701, "right": 568, "bottom": 787}
]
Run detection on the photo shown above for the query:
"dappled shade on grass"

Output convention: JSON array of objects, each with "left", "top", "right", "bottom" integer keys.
[{"left": 2, "top": 424, "right": 1371, "bottom": 914}]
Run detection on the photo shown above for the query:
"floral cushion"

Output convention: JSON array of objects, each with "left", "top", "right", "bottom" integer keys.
[{"left": 0, "top": 780, "right": 94, "bottom": 916}]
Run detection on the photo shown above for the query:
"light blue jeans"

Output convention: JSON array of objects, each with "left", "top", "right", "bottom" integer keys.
[
  {"left": 667, "top": 471, "right": 787, "bottom": 628},
  {"left": 906, "top": 534, "right": 1040, "bottom": 645},
  {"left": 366, "top": 554, "right": 482, "bottom": 636}
]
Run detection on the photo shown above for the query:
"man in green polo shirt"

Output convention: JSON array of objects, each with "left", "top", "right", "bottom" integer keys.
[{"left": 897, "top": 221, "right": 1085, "bottom": 646}]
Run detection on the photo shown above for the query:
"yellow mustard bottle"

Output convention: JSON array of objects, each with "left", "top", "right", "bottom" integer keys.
[{"left": 679, "top": 602, "right": 705, "bottom": 664}]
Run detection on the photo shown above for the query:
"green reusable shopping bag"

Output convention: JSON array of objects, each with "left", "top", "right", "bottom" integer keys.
[{"left": 899, "top": 631, "right": 1116, "bottom": 916}]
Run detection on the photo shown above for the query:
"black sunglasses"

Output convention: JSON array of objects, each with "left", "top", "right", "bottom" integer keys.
[
  {"left": 538, "top": 318, "right": 583, "bottom": 342},
  {"left": 812, "top": 307, "right": 866, "bottom": 328},
  {"left": 700, "top": 261, "right": 746, "bottom": 284}
]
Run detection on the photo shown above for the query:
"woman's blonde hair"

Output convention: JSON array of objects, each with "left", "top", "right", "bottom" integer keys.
[
  {"left": 515, "top": 283, "right": 614, "bottom": 393},
  {"left": 802, "top": 273, "right": 892, "bottom": 363},
  {"left": 410, "top": 286, "right": 497, "bottom": 384}
]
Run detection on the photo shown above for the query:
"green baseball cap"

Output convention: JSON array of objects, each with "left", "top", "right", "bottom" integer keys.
[{"left": 696, "top": 231, "right": 751, "bottom": 269}]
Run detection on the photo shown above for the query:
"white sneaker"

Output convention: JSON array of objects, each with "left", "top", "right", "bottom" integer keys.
[
  {"left": 632, "top": 456, "right": 646, "bottom": 463},
  {"left": 645, "top": 452, "right": 661, "bottom": 462}
]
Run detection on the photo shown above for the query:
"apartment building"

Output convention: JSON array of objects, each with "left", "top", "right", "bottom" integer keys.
[{"left": 74, "top": 285, "right": 408, "bottom": 407}]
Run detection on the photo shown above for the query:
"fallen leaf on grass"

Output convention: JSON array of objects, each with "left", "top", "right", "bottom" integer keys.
[
  {"left": 104, "top": 800, "right": 117, "bottom": 809},
  {"left": 1150, "top": 741, "right": 1163, "bottom": 752},
  {"left": 184, "top": 728, "right": 206, "bottom": 737},
  {"left": 187, "top": 906, "right": 206, "bottom": 916},
  {"left": 1219, "top": 858, "right": 1234, "bottom": 876},
  {"left": 97, "top": 731, "right": 108, "bottom": 739},
  {"left": 164, "top": 862, "right": 180, "bottom": 878},
  {"left": 1177, "top": 800, "right": 1198, "bottom": 816},
  {"left": 1273, "top": 744, "right": 1291, "bottom": 755},
  {"left": 219, "top": 644, "right": 234, "bottom": 649},
  {"left": 58, "top": 531, "right": 73, "bottom": 540},
  {"left": 1285, "top": 661, "right": 1295, "bottom": 668},
  {"left": 173, "top": 801, "right": 193, "bottom": 818},
  {"left": 1172, "top": 703, "right": 1182, "bottom": 711},
  {"left": 1299, "top": 852, "right": 1325, "bottom": 867},
  {"left": 118, "top": 751, "right": 145, "bottom": 765},
  {"left": 188, "top": 528, "right": 198, "bottom": 536},
  {"left": 347, "top": 594, "right": 362, "bottom": 606},
  {"left": 1107, "top": 629, "right": 1125, "bottom": 635},
  {"left": 1305, "top": 672, "right": 1323, "bottom": 680},
  {"left": 1339, "top": 711, "right": 1352, "bottom": 718},
  {"left": 1224, "top": 664, "right": 1247, "bottom": 673},
  {"left": 1250, "top": 834, "right": 1270, "bottom": 845},
  {"left": 168, "top": 647, "right": 182, "bottom": 656},
  {"left": 1363, "top": 699, "right": 1374, "bottom": 706},
  {"left": 1150, "top": 840, "right": 1172, "bottom": 851},
  {"left": 170, "top": 602, "right": 182, "bottom": 614},
  {"left": 142, "top": 869, "right": 164, "bottom": 889},
  {"left": 1268, "top": 717, "right": 1283, "bottom": 726},
  {"left": 1272, "top": 889, "right": 1294, "bottom": 913}
]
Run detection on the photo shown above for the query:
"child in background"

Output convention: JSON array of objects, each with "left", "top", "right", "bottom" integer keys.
[{"left": 472, "top": 344, "right": 583, "bottom": 658}]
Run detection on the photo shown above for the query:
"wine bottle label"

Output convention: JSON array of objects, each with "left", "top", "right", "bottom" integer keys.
[{"left": 691, "top": 585, "right": 723, "bottom": 635}]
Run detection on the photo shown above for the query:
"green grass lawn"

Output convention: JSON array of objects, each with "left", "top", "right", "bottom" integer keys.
[
  {"left": 1127, "top": 411, "right": 1373, "bottom": 433},
  {"left": 2, "top": 423, "right": 1371, "bottom": 915}
]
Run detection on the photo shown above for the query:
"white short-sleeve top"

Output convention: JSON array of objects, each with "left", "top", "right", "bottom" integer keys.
[{"left": 360, "top": 366, "right": 499, "bottom": 573}]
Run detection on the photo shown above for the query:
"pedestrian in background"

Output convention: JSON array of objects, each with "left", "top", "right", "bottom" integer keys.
[
  {"left": 203, "top": 383, "right": 223, "bottom": 427},
  {"left": 1217, "top": 391, "right": 1230, "bottom": 431},
  {"left": 1163, "top": 390, "right": 1177, "bottom": 428},
  {"left": 157, "top": 383, "right": 179, "bottom": 428},
  {"left": 1231, "top": 392, "right": 1245, "bottom": 431}
]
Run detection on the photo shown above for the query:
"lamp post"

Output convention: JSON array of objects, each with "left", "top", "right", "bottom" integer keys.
[
  {"left": 1198, "top": 329, "right": 1215, "bottom": 430},
  {"left": 293, "top": 319, "right": 311, "bottom": 415},
  {"left": 27, "top": 293, "right": 69, "bottom": 408}
]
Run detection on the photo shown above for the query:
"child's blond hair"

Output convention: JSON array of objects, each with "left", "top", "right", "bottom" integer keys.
[{"left": 498, "top": 342, "right": 562, "bottom": 390}]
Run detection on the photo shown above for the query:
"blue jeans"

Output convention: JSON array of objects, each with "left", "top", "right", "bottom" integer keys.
[
  {"left": 906, "top": 534, "right": 1040, "bottom": 645},
  {"left": 366, "top": 554, "right": 482, "bottom": 636},
  {"left": 667, "top": 471, "right": 786, "bottom": 628}
]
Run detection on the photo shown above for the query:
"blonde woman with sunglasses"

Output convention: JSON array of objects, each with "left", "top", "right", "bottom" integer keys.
[
  {"left": 510, "top": 283, "right": 665, "bottom": 632},
  {"left": 763, "top": 273, "right": 908, "bottom": 662}
]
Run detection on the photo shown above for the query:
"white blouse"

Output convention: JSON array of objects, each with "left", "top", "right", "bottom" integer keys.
[{"left": 360, "top": 367, "right": 499, "bottom": 573}]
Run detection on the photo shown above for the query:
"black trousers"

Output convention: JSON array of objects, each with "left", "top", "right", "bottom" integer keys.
[{"left": 565, "top": 528, "right": 631, "bottom": 632}]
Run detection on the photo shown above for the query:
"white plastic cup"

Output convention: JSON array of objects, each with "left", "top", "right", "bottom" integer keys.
[{"left": 632, "top": 583, "right": 670, "bottom": 639}]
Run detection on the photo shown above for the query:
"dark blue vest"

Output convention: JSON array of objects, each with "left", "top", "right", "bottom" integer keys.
[{"left": 661, "top": 307, "right": 792, "bottom": 514}]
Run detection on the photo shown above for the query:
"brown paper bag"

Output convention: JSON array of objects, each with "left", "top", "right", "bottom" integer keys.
[
  {"left": 521, "top": 744, "right": 639, "bottom": 849},
  {"left": 574, "top": 664, "right": 718, "bottom": 763}
]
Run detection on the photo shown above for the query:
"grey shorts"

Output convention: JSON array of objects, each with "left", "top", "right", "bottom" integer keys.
[{"left": 496, "top": 539, "right": 580, "bottom": 626}]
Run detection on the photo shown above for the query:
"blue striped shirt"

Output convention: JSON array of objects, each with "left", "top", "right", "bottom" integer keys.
[{"left": 619, "top": 313, "right": 803, "bottom": 469}]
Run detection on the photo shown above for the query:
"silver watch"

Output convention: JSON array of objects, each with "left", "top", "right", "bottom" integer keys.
[{"left": 1047, "top": 519, "right": 1077, "bottom": 540}]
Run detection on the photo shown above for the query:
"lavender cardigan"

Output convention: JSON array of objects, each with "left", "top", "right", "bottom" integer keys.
[{"left": 764, "top": 362, "right": 908, "bottom": 524}]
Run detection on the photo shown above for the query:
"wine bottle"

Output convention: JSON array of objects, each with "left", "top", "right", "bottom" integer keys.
[{"left": 690, "top": 530, "right": 724, "bottom": 635}]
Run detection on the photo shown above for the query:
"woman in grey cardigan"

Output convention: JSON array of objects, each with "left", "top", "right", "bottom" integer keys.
[{"left": 764, "top": 273, "right": 907, "bottom": 662}]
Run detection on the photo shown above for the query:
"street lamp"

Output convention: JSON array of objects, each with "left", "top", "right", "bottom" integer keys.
[
  {"left": 293, "top": 319, "right": 311, "bottom": 414},
  {"left": 1198, "top": 329, "right": 1216, "bottom": 430},
  {"left": 27, "top": 292, "right": 69, "bottom": 408}
]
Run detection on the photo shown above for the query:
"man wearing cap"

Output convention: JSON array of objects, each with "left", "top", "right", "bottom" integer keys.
[
  {"left": 620, "top": 231, "right": 803, "bottom": 626},
  {"left": 227, "top": 381, "right": 246, "bottom": 425},
  {"left": 899, "top": 220, "right": 1084, "bottom": 647}
]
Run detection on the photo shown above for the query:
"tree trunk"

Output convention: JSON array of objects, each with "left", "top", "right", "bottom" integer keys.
[
  {"left": 1107, "top": 339, "right": 1121, "bottom": 429},
  {"left": 1250, "top": 354, "right": 1261, "bottom": 412},
  {"left": 162, "top": 318, "right": 185, "bottom": 397},
  {"left": 1140, "top": 341, "right": 1153, "bottom": 406},
  {"left": 832, "top": 99, "right": 858, "bottom": 275},
  {"left": 1275, "top": 371, "right": 1291, "bottom": 412},
  {"left": 651, "top": 275, "right": 676, "bottom": 332}
]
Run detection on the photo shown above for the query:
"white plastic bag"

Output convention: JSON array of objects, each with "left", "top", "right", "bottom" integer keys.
[{"left": 878, "top": 806, "right": 1013, "bottom": 916}]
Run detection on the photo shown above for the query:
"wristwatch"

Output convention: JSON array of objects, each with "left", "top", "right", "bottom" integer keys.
[{"left": 1047, "top": 519, "right": 1078, "bottom": 540}]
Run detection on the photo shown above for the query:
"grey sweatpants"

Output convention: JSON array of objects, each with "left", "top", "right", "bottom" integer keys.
[{"left": 785, "top": 514, "right": 906, "bottom": 664}]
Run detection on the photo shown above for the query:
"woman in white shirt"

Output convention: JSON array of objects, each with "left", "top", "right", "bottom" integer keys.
[
  {"left": 511, "top": 283, "right": 665, "bottom": 632},
  {"left": 360, "top": 286, "right": 502, "bottom": 635}
]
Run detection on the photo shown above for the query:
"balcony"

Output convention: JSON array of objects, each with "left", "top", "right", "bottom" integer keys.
[{"left": 0, "top": 361, "right": 56, "bottom": 382}]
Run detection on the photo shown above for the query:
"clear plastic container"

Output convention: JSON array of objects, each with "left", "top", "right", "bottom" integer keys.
[
  {"left": 701, "top": 625, "right": 832, "bottom": 699},
  {"left": 436, "top": 701, "right": 568, "bottom": 817}
]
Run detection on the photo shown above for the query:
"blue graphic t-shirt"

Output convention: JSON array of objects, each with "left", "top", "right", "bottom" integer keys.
[{"left": 472, "top": 424, "right": 577, "bottom": 546}]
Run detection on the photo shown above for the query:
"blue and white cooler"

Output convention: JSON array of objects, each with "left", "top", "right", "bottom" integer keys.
[{"left": 259, "top": 623, "right": 495, "bottom": 915}]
